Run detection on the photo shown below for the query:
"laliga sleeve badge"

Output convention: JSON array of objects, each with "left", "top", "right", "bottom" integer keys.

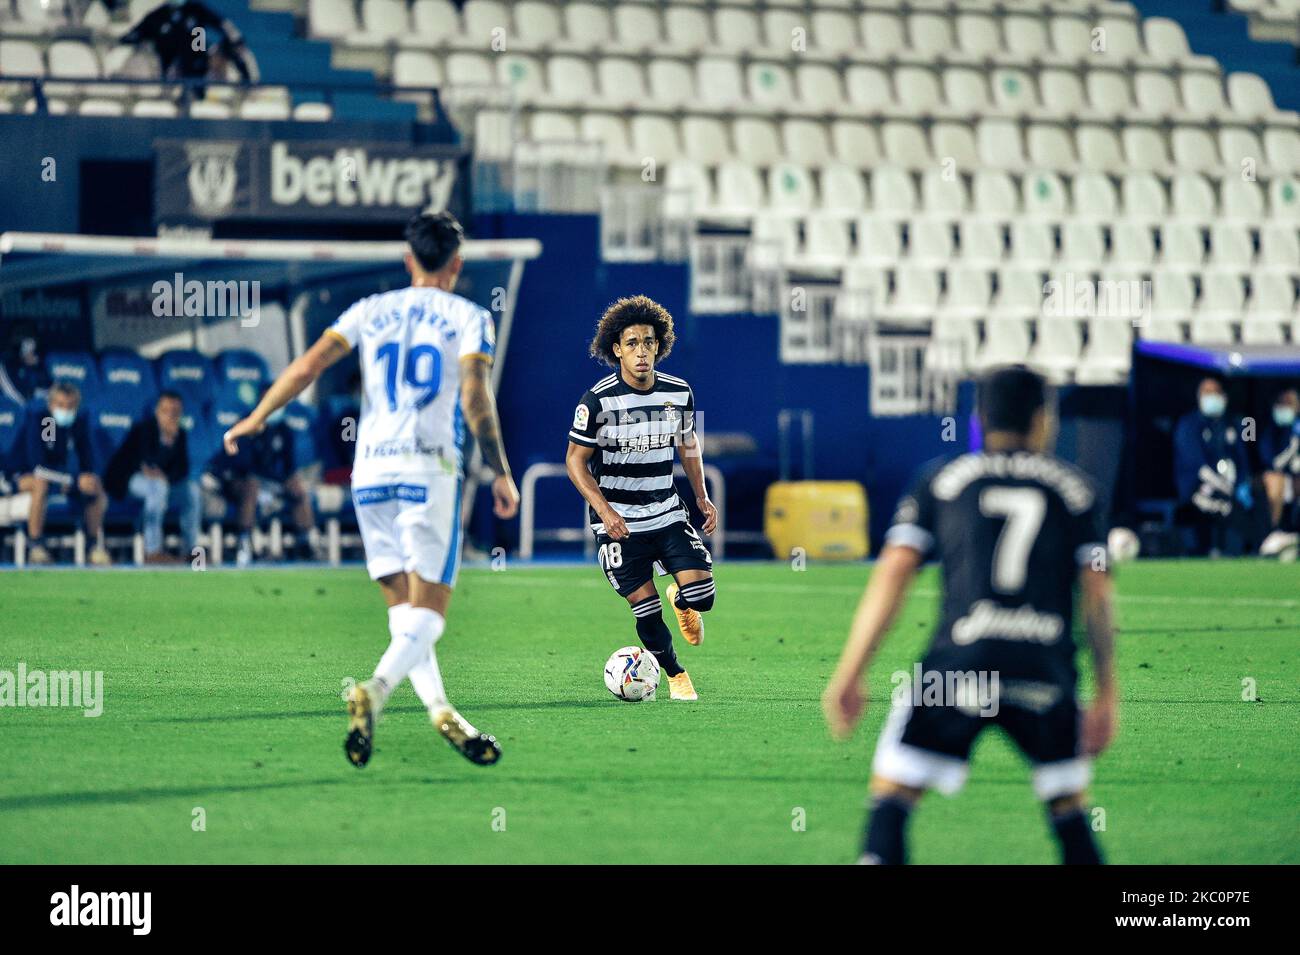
[{"left": 573, "top": 404, "right": 589, "bottom": 430}]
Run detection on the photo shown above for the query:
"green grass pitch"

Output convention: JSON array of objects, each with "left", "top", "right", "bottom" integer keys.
[{"left": 1, "top": 559, "right": 1296, "bottom": 864}]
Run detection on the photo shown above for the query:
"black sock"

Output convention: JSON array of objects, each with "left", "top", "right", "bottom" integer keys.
[
  {"left": 1051, "top": 809, "right": 1104, "bottom": 864},
  {"left": 631, "top": 595, "right": 682, "bottom": 676},
  {"left": 673, "top": 578, "right": 715, "bottom": 612},
  {"left": 862, "top": 797, "right": 911, "bottom": 864}
]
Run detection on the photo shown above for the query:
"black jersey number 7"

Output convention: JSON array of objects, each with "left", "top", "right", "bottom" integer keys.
[{"left": 978, "top": 486, "right": 1047, "bottom": 593}]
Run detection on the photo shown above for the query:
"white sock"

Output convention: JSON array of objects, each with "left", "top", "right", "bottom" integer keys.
[
  {"left": 373, "top": 604, "right": 445, "bottom": 698},
  {"left": 408, "top": 648, "right": 449, "bottom": 713}
]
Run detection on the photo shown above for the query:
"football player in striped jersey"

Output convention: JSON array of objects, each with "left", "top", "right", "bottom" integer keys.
[{"left": 566, "top": 296, "right": 718, "bottom": 701}]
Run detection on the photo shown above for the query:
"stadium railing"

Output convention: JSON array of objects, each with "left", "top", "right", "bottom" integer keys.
[{"left": 519, "top": 461, "right": 726, "bottom": 562}]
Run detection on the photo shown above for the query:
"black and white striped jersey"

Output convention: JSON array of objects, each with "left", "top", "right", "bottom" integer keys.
[{"left": 568, "top": 371, "right": 695, "bottom": 535}]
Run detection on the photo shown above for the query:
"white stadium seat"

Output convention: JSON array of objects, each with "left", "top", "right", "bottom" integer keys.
[
  {"left": 956, "top": 218, "right": 1006, "bottom": 266},
  {"left": 664, "top": 7, "right": 712, "bottom": 53},
  {"left": 1122, "top": 172, "right": 1168, "bottom": 220},
  {"left": 1264, "top": 129, "right": 1300, "bottom": 174},
  {"left": 987, "top": 68, "right": 1040, "bottom": 116},
  {"left": 978, "top": 119, "right": 1026, "bottom": 171},
  {"left": 882, "top": 121, "right": 932, "bottom": 171},
  {"left": 1072, "top": 172, "right": 1118, "bottom": 220},
  {"left": 393, "top": 50, "right": 441, "bottom": 88},
  {"left": 860, "top": 12, "right": 908, "bottom": 59},
  {"left": 831, "top": 120, "right": 882, "bottom": 170},
  {"left": 613, "top": 4, "right": 661, "bottom": 52},
  {"left": 748, "top": 63, "right": 795, "bottom": 109},
  {"left": 713, "top": 6, "right": 762, "bottom": 52},
  {"left": 1171, "top": 127, "right": 1219, "bottom": 174},
  {"left": 514, "top": 1, "right": 561, "bottom": 48},
  {"left": 1221, "top": 178, "right": 1265, "bottom": 223},
  {"left": 734, "top": 118, "right": 783, "bottom": 168},
  {"left": 580, "top": 114, "right": 633, "bottom": 166},
  {"left": 812, "top": 11, "right": 858, "bottom": 55},
  {"left": 782, "top": 120, "right": 832, "bottom": 169},
  {"left": 941, "top": 265, "right": 994, "bottom": 318},
  {"left": 647, "top": 59, "right": 695, "bottom": 108},
  {"left": 1170, "top": 173, "right": 1216, "bottom": 220},
  {"left": 308, "top": 0, "right": 357, "bottom": 38},
  {"left": 631, "top": 115, "right": 682, "bottom": 163},
  {"left": 1040, "top": 70, "right": 1086, "bottom": 117},
  {"left": 360, "top": 0, "right": 410, "bottom": 42},
  {"left": 868, "top": 167, "right": 917, "bottom": 219},
  {"left": 921, "top": 168, "right": 968, "bottom": 217},
  {"left": 856, "top": 218, "right": 902, "bottom": 265},
  {"left": 563, "top": 3, "right": 612, "bottom": 49},
  {"left": 681, "top": 117, "right": 730, "bottom": 165},
  {"left": 819, "top": 165, "right": 867, "bottom": 214},
  {"left": 796, "top": 63, "right": 844, "bottom": 114},
  {"left": 1179, "top": 71, "right": 1230, "bottom": 121},
  {"left": 909, "top": 219, "right": 955, "bottom": 267},
  {"left": 1111, "top": 221, "right": 1156, "bottom": 268},
  {"left": 408, "top": 0, "right": 460, "bottom": 47},
  {"left": 972, "top": 171, "right": 1018, "bottom": 218},
  {"left": 1259, "top": 222, "right": 1300, "bottom": 270},
  {"left": 1227, "top": 72, "right": 1279, "bottom": 121},
  {"left": 714, "top": 162, "right": 765, "bottom": 216},
  {"left": 767, "top": 163, "right": 816, "bottom": 212},
  {"left": 1208, "top": 224, "right": 1254, "bottom": 270},
  {"left": 546, "top": 56, "right": 595, "bottom": 106},
  {"left": 696, "top": 57, "right": 745, "bottom": 110},
  {"left": 1160, "top": 222, "right": 1206, "bottom": 270},
  {"left": 846, "top": 65, "right": 895, "bottom": 115},
  {"left": 1004, "top": 15, "right": 1050, "bottom": 61},
  {"left": 1022, "top": 172, "right": 1068, "bottom": 218},
  {"left": 597, "top": 59, "right": 648, "bottom": 110},
  {"left": 1009, "top": 220, "right": 1055, "bottom": 268}
]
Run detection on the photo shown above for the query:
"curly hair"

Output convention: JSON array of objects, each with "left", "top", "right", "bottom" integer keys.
[{"left": 588, "top": 295, "right": 676, "bottom": 368}]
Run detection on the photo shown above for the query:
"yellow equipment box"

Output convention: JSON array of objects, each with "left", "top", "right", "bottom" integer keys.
[{"left": 764, "top": 481, "right": 870, "bottom": 561}]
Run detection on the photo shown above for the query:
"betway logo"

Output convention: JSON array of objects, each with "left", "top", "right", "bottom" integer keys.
[{"left": 270, "top": 143, "right": 455, "bottom": 209}]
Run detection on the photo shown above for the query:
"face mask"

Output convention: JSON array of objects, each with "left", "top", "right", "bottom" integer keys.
[
  {"left": 1275, "top": 406, "right": 1297, "bottom": 428},
  {"left": 52, "top": 407, "right": 76, "bottom": 427},
  {"left": 1199, "top": 394, "right": 1226, "bottom": 418}
]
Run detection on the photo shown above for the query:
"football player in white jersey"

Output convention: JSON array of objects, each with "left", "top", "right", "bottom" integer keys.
[{"left": 223, "top": 212, "right": 520, "bottom": 768}]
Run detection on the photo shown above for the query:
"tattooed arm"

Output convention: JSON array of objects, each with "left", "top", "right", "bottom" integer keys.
[{"left": 459, "top": 355, "right": 519, "bottom": 519}]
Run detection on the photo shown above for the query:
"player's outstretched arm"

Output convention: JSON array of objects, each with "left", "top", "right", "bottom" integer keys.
[
  {"left": 459, "top": 356, "right": 519, "bottom": 519},
  {"left": 223, "top": 333, "right": 349, "bottom": 455},
  {"left": 823, "top": 544, "right": 923, "bottom": 740},
  {"left": 565, "top": 441, "right": 628, "bottom": 540},
  {"left": 678, "top": 430, "right": 717, "bottom": 535},
  {"left": 1079, "top": 567, "right": 1118, "bottom": 756}
]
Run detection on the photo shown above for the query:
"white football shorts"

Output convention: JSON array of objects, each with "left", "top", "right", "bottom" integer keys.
[{"left": 352, "top": 472, "right": 464, "bottom": 586}]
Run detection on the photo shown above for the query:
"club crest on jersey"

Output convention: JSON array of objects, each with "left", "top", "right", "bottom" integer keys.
[
  {"left": 573, "top": 404, "right": 589, "bottom": 430},
  {"left": 662, "top": 401, "right": 679, "bottom": 425}
]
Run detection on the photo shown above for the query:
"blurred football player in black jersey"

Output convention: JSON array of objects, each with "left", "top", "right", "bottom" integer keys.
[{"left": 824, "top": 366, "right": 1117, "bottom": 864}]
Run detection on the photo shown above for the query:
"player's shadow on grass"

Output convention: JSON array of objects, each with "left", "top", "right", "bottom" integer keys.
[
  {"left": 141, "top": 700, "right": 616, "bottom": 725},
  {"left": 0, "top": 778, "right": 362, "bottom": 811}
]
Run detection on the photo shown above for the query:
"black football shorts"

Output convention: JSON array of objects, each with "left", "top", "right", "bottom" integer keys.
[{"left": 594, "top": 518, "right": 712, "bottom": 597}]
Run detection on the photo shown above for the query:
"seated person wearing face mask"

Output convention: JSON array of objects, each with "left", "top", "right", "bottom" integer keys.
[
  {"left": 212, "top": 399, "right": 318, "bottom": 566},
  {"left": 1259, "top": 388, "right": 1299, "bottom": 541},
  {"left": 1173, "top": 377, "right": 1253, "bottom": 556},
  {"left": 16, "top": 381, "right": 110, "bottom": 566}
]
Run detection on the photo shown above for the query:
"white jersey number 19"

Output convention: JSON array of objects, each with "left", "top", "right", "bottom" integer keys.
[{"left": 978, "top": 486, "right": 1047, "bottom": 593}]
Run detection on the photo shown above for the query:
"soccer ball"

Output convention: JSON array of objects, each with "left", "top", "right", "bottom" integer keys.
[
  {"left": 603, "top": 646, "right": 660, "bottom": 702},
  {"left": 1107, "top": 527, "right": 1141, "bottom": 565}
]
